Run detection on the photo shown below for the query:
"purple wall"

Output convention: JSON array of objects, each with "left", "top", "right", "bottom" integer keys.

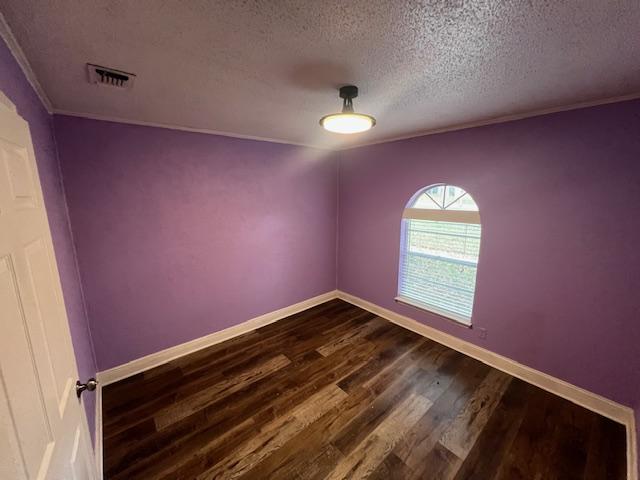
[
  {"left": 54, "top": 116, "right": 338, "bottom": 371},
  {"left": 337, "top": 100, "right": 640, "bottom": 409},
  {"left": 0, "top": 40, "right": 97, "bottom": 434}
]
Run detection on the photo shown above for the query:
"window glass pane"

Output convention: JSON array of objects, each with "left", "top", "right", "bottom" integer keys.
[
  {"left": 445, "top": 185, "right": 464, "bottom": 202},
  {"left": 412, "top": 193, "right": 441, "bottom": 209},
  {"left": 399, "top": 218, "right": 480, "bottom": 320},
  {"left": 412, "top": 184, "right": 478, "bottom": 212},
  {"left": 399, "top": 255, "right": 476, "bottom": 318},
  {"left": 445, "top": 193, "right": 479, "bottom": 211},
  {"left": 423, "top": 185, "right": 445, "bottom": 208},
  {"left": 406, "top": 220, "right": 480, "bottom": 262}
]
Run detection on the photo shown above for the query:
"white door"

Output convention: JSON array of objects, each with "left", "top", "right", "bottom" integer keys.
[{"left": 0, "top": 93, "right": 95, "bottom": 479}]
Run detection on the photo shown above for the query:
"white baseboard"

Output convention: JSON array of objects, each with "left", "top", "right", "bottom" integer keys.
[
  {"left": 336, "top": 290, "right": 637, "bottom": 480},
  {"left": 630, "top": 415, "right": 638, "bottom": 480},
  {"left": 96, "top": 290, "right": 338, "bottom": 386},
  {"left": 94, "top": 384, "right": 103, "bottom": 479}
]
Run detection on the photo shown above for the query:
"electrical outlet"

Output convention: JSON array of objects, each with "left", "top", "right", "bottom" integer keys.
[{"left": 477, "top": 327, "right": 487, "bottom": 340}]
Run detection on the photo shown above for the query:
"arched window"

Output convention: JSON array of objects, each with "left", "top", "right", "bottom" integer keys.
[{"left": 397, "top": 184, "right": 481, "bottom": 325}]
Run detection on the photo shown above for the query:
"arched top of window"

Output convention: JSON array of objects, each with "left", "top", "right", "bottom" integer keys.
[
  {"left": 404, "top": 184, "right": 480, "bottom": 224},
  {"left": 410, "top": 184, "right": 478, "bottom": 211}
]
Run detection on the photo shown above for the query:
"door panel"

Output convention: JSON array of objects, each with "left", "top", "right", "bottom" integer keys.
[
  {"left": 70, "top": 427, "right": 92, "bottom": 480},
  {"left": 2, "top": 137, "right": 36, "bottom": 209},
  {"left": 0, "top": 255, "right": 53, "bottom": 478},
  {"left": 0, "top": 371, "right": 28, "bottom": 480},
  {"left": 23, "top": 237, "right": 75, "bottom": 415},
  {"left": 0, "top": 96, "right": 95, "bottom": 479}
]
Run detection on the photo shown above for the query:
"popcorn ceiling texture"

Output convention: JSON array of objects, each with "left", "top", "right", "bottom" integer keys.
[{"left": 2, "top": 1, "right": 640, "bottom": 148}]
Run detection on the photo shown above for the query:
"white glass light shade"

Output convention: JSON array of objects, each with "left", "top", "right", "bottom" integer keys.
[{"left": 320, "top": 112, "right": 376, "bottom": 134}]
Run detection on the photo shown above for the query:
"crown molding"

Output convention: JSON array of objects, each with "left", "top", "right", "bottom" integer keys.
[
  {"left": 338, "top": 91, "right": 640, "bottom": 150},
  {"left": 55, "top": 90, "right": 640, "bottom": 153},
  {"left": 0, "top": 12, "right": 53, "bottom": 113},
  {"left": 52, "top": 109, "right": 333, "bottom": 150}
]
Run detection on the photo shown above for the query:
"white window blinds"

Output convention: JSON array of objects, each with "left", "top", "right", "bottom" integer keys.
[{"left": 397, "top": 185, "right": 481, "bottom": 325}]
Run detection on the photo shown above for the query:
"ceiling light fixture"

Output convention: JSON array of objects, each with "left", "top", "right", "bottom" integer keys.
[{"left": 320, "top": 85, "right": 376, "bottom": 134}]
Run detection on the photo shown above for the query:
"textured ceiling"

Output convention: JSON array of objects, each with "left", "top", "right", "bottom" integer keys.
[{"left": 2, "top": 1, "right": 640, "bottom": 148}]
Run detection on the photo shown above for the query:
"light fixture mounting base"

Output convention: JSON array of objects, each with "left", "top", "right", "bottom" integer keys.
[{"left": 339, "top": 85, "right": 358, "bottom": 100}]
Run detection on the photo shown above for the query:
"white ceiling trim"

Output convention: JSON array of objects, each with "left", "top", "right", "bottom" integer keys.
[
  {"left": 342, "top": 91, "right": 640, "bottom": 150},
  {"left": 52, "top": 109, "right": 331, "bottom": 150},
  {"left": 56, "top": 91, "right": 640, "bottom": 152},
  {"left": 0, "top": 12, "right": 53, "bottom": 113}
]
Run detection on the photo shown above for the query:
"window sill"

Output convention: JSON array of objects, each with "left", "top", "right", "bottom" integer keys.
[{"left": 394, "top": 296, "right": 472, "bottom": 329}]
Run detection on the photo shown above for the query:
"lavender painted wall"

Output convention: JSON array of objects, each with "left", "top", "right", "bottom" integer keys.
[
  {"left": 54, "top": 116, "right": 338, "bottom": 371},
  {"left": 0, "top": 39, "right": 97, "bottom": 434},
  {"left": 338, "top": 99, "right": 640, "bottom": 409}
]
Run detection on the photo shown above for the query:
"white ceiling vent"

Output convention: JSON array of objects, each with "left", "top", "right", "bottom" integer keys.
[{"left": 87, "top": 64, "right": 135, "bottom": 89}]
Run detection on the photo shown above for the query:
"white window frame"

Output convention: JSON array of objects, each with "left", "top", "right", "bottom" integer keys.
[{"left": 396, "top": 185, "right": 481, "bottom": 327}]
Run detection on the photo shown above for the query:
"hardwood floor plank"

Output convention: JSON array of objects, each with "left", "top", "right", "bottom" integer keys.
[
  {"left": 154, "top": 353, "right": 291, "bottom": 429},
  {"left": 452, "top": 379, "right": 530, "bottom": 480},
  {"left": 237, "top": 388, "right": 372, "bottom": 479},
  {"left": 492, "top": 385, "right": 566, "bottom": 480},
  {"left": 324, "top": 393, "right": 433, "bottom": 480},
  {"left": 101, "top": 300, "right": 627, "bottom": 480},
  {"left": 337, "top": 329, "right": 423, "bottom": 394},
  {"left": 368, "top": 452, "right": 416, "bottom": 480},
  {"left": 286, "top": 444, "right": 345, "bottom": 480},
  {"left": 583, "top": 415, "right": 627, "bottom": 480},
  {"left": 196, "top": 385, "right": 348, "bottom": 480},
  {"left": 419, "top": 442, "right": 463, "bottom": 480},
  {"left": 538, "top": 396, "right": 594, "bottom": 480},
  {"left": 316, "top": 315, "right": 386, "bottom": 357},
  {"left": 393, "top": 357, "right": 490, "bottom": 472},
  {"left": 114, "top": 417, "right": 257, "bottom": 480},
  {"left": 332, "top": 367, "right": 423, "bottom": 456},
  {"left": 439, "top": 368, "right": 512, "bottom": 458}
]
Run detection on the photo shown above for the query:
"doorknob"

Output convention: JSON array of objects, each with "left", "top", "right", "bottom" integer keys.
[{"left": 76, "top": 378, "right": 98, "bottom": 398}]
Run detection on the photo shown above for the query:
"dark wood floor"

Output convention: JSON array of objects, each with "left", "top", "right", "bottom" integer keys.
[{"left": 102, "top": 299, "right": 627, "bottom": 479}]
